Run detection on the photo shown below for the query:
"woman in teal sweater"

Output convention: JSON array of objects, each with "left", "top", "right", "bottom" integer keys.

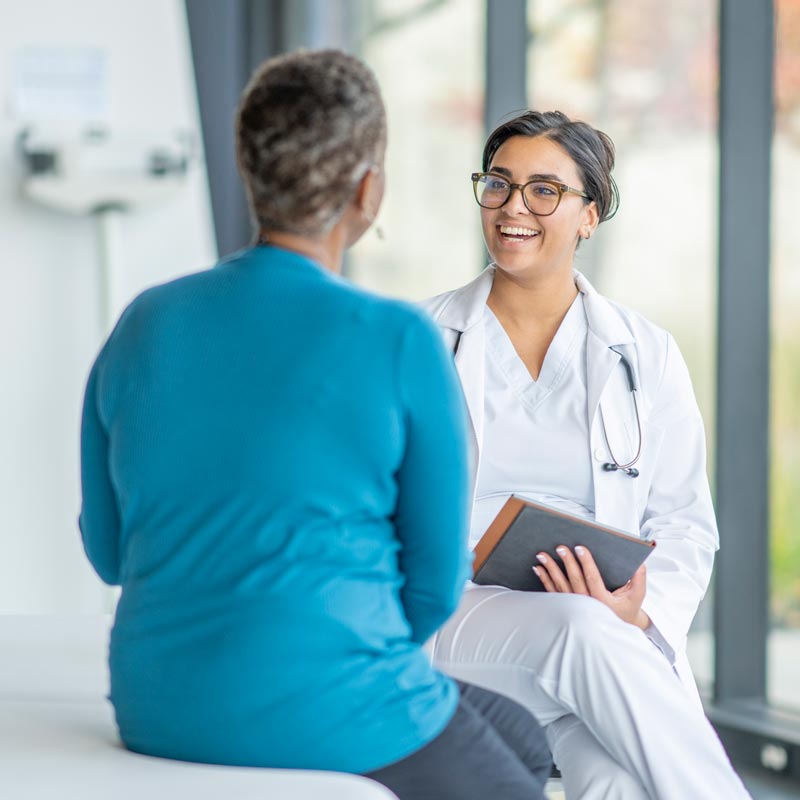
[{"left": 79, "top": 51, "right": 549, "bottom": 799}]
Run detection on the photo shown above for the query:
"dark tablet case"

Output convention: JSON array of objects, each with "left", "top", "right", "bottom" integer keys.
[{"left": 472, "top": 496, "right": 656, "bottom": 592}]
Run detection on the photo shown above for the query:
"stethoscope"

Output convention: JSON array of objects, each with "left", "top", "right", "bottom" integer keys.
[
  {"left": 600, "top": 347, "right": 642, "bottom": 478},
  {"left": 451, "top": 334, "right": 644, "bottom": 478}
]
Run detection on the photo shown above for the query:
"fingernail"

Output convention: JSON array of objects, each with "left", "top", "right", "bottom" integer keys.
[
  {"left": 536, "top": 554, "right": 548, "bottom": 564},
  {"left": 556, "top": 546, "right": 567, "bottom": 556},
  {"left": 532, "top": 566, "right": 540, "bottom": 576},
  {"left": 575, "top": 546, "right": 585, "bottom": 556}
]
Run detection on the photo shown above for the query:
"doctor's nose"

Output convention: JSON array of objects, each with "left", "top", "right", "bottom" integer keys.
[{"left": 504, "top": 185, "right": 531, "bottom": 214}]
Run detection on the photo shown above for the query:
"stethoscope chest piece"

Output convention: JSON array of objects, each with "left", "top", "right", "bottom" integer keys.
[{"left": 602, "top": 461, "right": 640, "bottom": 478}]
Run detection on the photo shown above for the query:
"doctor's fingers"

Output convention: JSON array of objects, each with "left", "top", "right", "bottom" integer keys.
[
  {"left": 535, "top": 552, "right": 572, "bottom": 593},
  {"left": 533, "top": 564, "right": 557, "bottom": 592},
  {"left": 554, "top": 546, "right": 589, "bottom": 595},
  {"left": 573, "top": 546, "right": 610, "bottom": 600}
]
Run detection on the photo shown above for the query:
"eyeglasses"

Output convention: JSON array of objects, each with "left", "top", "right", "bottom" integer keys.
[{"left": 471, "top": 172, "right": 589, "bottom": 216}]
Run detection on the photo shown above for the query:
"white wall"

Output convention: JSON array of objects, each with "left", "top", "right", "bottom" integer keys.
[{"left": 0, "top": 0, "right": 216, "bottom": 612}]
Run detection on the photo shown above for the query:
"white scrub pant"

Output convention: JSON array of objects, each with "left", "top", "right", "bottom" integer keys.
[{"left": 430, "top": 587, "right": 752, "bottom": 800}]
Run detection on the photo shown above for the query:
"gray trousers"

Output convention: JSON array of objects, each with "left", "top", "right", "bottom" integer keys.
[{"left": 364, "top": 680, "right": 550, "bottom": 800}]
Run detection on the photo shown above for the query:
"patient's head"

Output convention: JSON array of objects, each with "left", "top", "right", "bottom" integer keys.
[{"left": 236, "top": 49, "right": 387, "bottom": 238}]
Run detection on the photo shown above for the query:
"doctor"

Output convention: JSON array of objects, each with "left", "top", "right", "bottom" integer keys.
[{"left": 422, "top": 110, "right": 751, "bottom": 799}]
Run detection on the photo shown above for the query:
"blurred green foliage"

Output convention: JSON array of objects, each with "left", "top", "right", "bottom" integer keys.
[{"left": 771, "top": 334, "right": 800, "bottom": 629}]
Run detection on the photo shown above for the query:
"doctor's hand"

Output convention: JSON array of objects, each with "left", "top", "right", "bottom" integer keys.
[{"left": 533, "top": 546, "right": 651, "bottom": 630}]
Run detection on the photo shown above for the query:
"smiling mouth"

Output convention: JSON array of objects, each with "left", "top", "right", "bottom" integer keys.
[{"left": 498, "top": 224, "right": 540, "bottom": 242}]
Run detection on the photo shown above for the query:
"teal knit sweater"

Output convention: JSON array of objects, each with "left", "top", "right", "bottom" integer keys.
[{"left": 79, "top": 245, "right": 470, "bottom": 772}]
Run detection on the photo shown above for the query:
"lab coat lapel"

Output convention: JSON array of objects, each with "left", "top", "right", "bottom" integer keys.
[
  {"left": 580, "top": 270, "right": 634, "bottom": 432},
  {"left": 578, "top": 272, "right": 641, "bottom": 533},
  {"left": 453, "top": 323, "right": 485, "bottom": 474},
  {"left": 432, "top": 267, "right": 495, "bottom": 487},
  {"left": 586, "top": 330, "right": 621, "bottom": 432}
]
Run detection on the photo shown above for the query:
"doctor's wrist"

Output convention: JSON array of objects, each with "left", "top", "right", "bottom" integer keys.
[{"left": 634, "top": 610, "right": 651, "bottom": 630}]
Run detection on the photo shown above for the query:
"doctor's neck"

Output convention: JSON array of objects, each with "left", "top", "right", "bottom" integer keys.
[{"left": 488, "top": 264, "right": 579, "bottom": 328}]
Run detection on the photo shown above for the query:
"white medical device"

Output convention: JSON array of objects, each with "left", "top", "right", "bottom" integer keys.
[{"left": 18, "top": 127, "right": 193, "bottom": 330}]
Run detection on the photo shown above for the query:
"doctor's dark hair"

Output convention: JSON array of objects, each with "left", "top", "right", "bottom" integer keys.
[
  {"left": 235, "top": 49, "right": 386, "bottom": 237},
  {"left": 482, "top": 110, "right": 620, "bottom": 223}
]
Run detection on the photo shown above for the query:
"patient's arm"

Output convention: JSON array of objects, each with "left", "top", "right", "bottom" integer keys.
[{"left": 393, "top": 313, "right": 471, "bottom": 645}]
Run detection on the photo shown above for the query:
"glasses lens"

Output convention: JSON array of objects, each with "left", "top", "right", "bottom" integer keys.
[
  {"left": 474, "top": 174, "right": 510, "bottom": 208},
  {"left": 523, "top": 182, "right": 560, "bottom": 215}
]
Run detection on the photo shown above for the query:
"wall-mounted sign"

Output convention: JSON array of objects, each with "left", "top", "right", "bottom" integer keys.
[{"left": 11, "top": 47, "right": 109, "bottom": 121}]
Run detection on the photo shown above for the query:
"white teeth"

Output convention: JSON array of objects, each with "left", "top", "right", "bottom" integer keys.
[{"left": 499, "top": 225, "right": 538, "bottom": 237}]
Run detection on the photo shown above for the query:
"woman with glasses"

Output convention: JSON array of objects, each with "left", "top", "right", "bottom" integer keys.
[
  {"left": 422, "top": 111, "right": 751, "bottom": 799},
  {"left": 78, "top": 51, "right": 552, "bottom": 800}
]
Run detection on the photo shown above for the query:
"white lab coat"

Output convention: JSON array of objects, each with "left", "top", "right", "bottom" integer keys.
[{"left": 421, "top": 266, "right": 718, "bottom": 693}]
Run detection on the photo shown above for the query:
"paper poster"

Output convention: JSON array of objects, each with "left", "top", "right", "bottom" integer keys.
[{"left": 11, "top": 47, "right": 109, "bottom": 121}]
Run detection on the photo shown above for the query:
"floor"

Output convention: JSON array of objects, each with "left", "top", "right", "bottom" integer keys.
[
  {"left": 740, "top": 768, "right": 800, "bottom": 799},
  {"left": 544, "top": 778, "right": 564, "bottom": 799}
]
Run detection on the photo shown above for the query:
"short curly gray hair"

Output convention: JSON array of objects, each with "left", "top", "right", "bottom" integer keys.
[{"left": 235, "top": 49, "right": 386, "bottom": 237}]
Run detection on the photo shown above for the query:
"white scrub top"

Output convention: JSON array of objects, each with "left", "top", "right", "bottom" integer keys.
[{"left": 470, "top": 293, "right": 594, "bottom": 549}]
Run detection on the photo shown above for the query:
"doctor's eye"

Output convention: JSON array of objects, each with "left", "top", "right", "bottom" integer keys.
[
  {"left": 485, "top": 177, "right": 510, "bottom": 192},
  {"left": 527, "top": 182, "right": 558, "bottom": 197}
]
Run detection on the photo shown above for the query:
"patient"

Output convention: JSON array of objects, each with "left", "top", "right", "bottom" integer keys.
[{"left": 78, "top": 49, "right": 550, "bottom": 799}]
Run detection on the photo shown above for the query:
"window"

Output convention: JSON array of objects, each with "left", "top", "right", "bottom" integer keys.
[
  {"left": 349, "top": 0, "right": 485, "bottom": 300},
  {"left": 526, "top": 0, "right": 718, "bottom": 692},
  {"left": 769, "top": 0, "right": 800, "bottom": 713}
]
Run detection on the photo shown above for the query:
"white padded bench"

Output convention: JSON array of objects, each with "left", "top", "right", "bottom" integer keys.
[{"left": 0, "top": 614, "right": 397, "bottom": 799}]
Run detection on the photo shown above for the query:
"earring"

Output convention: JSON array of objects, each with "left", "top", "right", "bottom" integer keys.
[
  {"left": 583, "top": 230, "right": 592, "bottom": 240},
  {"left": 364, "top": 208, "right": 385, "bottom": 241}
]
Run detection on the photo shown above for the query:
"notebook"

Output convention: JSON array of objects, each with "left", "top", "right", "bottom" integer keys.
[{"left": 472, "top": 496, "right": 656, "bottom": 592}]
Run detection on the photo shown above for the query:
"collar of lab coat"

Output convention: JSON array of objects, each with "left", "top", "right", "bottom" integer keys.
[{"left": 435, "top": 264, "right": 635, "bottom": 348}]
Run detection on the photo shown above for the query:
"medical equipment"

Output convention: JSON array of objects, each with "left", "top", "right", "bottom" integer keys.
[
  {"left": 601, "top": 347, "right": 642, "bottom": 478},
  {"left": 17, "top": 126, "right": 192, "bottom": 332}
]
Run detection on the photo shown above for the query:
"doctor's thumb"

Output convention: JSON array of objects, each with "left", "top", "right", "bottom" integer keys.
[{"left": 630, "top": 564, "right": 647, "bottom": 591}]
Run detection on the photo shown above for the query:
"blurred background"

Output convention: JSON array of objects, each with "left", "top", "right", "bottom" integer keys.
[{"left": 1, "top": 0, "right": 798, "bottom": 793}]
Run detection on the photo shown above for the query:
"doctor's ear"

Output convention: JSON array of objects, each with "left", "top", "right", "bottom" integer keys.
[{"left": 580, "top": 200, "right": 600, "bottom": 240}]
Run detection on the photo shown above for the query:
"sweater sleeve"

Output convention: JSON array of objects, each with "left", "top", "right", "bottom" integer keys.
[
  {"left": 393, "top": 312, "right": 472, "bottom": 644},
  {"left": 79, "top": 359, "right": 121, "bottom": 585}
]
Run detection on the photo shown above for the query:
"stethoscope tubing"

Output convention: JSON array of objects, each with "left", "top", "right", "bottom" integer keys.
[
  {"left": 599, "top": 389, "right": 642, "bottom": 472},
  {"left": 600, "top": 350, "right": 643, "bottom": 477}
]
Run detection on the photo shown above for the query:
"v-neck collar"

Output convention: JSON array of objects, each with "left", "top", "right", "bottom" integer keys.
[{"left": 484, "top": 293, "right": 587, "bottom": 410}]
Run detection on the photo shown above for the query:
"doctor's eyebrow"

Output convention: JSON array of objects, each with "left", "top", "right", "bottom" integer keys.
[{"left": 488, "top": 166, "right": 565, "bottom": 182}]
